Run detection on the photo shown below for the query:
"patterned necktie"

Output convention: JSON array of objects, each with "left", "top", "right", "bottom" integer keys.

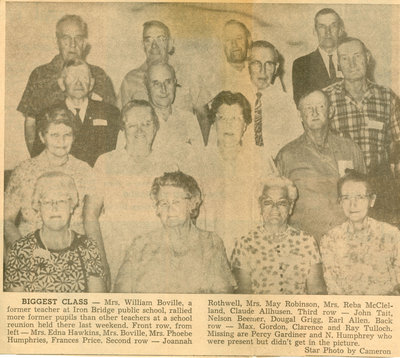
[
  {"left": 328, "top": 54, "right": 336, "bottom": 81},
  {"left": 254, "top": 92, "right": 264, "bottom": 146}
]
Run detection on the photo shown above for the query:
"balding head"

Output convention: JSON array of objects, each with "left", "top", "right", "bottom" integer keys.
[{"left": 145, "top": 62, "right": 177, "bottom": 109}]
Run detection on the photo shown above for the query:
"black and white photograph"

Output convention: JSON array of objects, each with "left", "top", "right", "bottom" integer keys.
[{"left": 1, "top": 1, "right": 400, "bottom": 356}]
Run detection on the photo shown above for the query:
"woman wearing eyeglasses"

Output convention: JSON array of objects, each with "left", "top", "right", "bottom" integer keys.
[
  {"left": 231, "top": 176, "right": 326, "bottom": 294},
  {"left": 114, "top": 171, "right": 235, "bottom": 293},
  {"left": 320, "top": 170, "right": 400, "bottom": 295},
  {"left": 4, "top": 172, "right": 105, "bottom": 292},
  {"left": 4, "top": 107, "right": 93, "bottom": 257},
  {"left": 198, "top": 91, "right": 276, "bottom": 258}
]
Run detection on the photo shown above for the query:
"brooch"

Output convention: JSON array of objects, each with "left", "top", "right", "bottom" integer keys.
[{"left": 32, "top": 248, "right": 52, "bottom": 261}]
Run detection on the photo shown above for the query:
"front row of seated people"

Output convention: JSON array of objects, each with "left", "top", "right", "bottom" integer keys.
[{"left": 4, "top": 168, "right": 400, "bottom": 295}]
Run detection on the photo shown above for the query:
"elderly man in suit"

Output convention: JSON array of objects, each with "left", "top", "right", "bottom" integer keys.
[
  {"left": 292, "top": 8, "right": 345, "bottom": 106},
  {"left": 18, "top": 15, "right": 116, "bottom": 155},
  {"left": 33, "top": 59, "right": 120, "bottom": 167}
]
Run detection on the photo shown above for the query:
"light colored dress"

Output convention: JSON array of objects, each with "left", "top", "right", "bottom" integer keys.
[
  {"left": 320, "top": 217, "right": 400, "bottom": 295},
  {"left": 197, "top": 142, "right": 276, "bottom": 256},
  {"left": 92, "top": 146, "right": 203, "bottom": 286},
  {"left": 231, "top": 225, "right": 321, "bottom": 294},
  {"left": 5, "top": 151, "right": 93, "bottom": 236},
  {"left": 114, "top": 225, "right": 235, "bottom": 293},
  {"left": 4, "top": 230, "right": 104, "bottom": 292}
]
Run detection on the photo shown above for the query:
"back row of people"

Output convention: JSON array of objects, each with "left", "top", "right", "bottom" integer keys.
[{"left": 16, "top": 12, "right": 400, "bottom": 213}]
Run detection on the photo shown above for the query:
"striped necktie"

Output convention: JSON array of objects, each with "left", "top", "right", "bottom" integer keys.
[{"left": 254, "top": 92, "right": 264, "bottom": 146}]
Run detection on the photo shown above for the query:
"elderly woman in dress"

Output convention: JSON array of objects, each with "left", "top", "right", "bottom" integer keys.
[
  {"left": 198, "top": 91, "right": 276, "bottom": 257},
  {"left": 231, "top": 176, "right": 326, "bottom": 294},
  {"left": 4, "top": 172, "right": 104, "bottom": 292},
  {"left": 84, "top": 100, "right": 201, "bottom": 290},
  {"left": 320, "top": 170, "right": 400, "bottom": 295},
  {"left": 114, "top": 171, "right": 235, "bottom": 293},
  {"left": 4, "top": 107, "right": 93, "bottom": 256}
]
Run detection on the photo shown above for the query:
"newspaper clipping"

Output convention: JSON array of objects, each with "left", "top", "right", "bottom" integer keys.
[{"left": 1, "top": 1, "right": 400, "bottom": 356}]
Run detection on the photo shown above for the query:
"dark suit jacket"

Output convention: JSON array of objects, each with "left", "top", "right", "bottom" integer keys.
[
  {"left": 32, "top": 99, "right": 121, "bottom": 167},
  {"left": 292, "top": 49, "right": 333, "bottom": 107}
]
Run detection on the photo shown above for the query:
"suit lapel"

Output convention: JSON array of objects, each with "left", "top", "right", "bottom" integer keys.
[
  {"left": 311, "top": 49, "right": 330, "bottom": 82},
  {"left": 82, "top": 99, "right": 94, "bottom": 127}
]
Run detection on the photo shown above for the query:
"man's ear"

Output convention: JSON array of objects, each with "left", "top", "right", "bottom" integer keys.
[
  {"left": 168, "top": 37, "right": 175, "bottom": 56},
  {"left": 274, "top": 62, "right": 280, "bottom": 76},
  {"left": 246, "top": 36, "right": 253, "bottom": 59},
  {"left": 338, "top": 26, "right": 344, "bottom": 38},
  {"left": 369, "top": 194, "right": 377, "bottom": 208},
  {"left": 89, "top": 76, "right": 95, "bottom": 92},
  {"left": 39, "top": 132, "right": 45, "bottom": 144},
  {"left": 366, "top": 50, "right": 371, "bottom": 66},
  {"left": 328, "top": 104, "right": 335, "bottom": 119},
  {"left": 289, "top": 201, "right": 295, "bottom": 216},
  {"left": 58, "top": 77, "right": 66, "bottom": 92}
]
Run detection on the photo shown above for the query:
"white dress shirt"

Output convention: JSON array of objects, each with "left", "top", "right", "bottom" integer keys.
[
  {"left": 318, "top": 47, "right": 343, "bottom": 79},
  {"left": 66, "top": 97, "right": 89, "bottom": 122}
]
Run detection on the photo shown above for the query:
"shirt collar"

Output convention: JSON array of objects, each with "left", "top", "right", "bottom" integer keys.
[
  {"left": 346, "top": 216, "right": 371, "bottom": 235},
  {"left": 336, "top": 79, "right": 376, "bottom": 104},
  {"left": 66, "top": 97, "right": 89, "bottom": 122},
  {"left": 303, "top": 131, "right": 331, "bottom": 151},
  {"left": 318, "top": 46, "right": 337, "bottom": 57},
  {"left": 259, "top": 224, "right": 291, "bottom": 243},
  {"left": 50, "top": 54, "right": 65, "bottom": 70}
]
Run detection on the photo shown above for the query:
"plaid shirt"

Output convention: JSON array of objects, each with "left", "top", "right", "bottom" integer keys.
[{"left": 324, "top": 80, "right": 400, "bottom": 171}]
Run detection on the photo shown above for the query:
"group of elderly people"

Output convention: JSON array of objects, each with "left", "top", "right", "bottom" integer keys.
[
  {"left": 4, "top": 91, "right": 400, "bottom": 296},
  {"left": 4, "top": 9, "right": 400, "bottom": 295}
]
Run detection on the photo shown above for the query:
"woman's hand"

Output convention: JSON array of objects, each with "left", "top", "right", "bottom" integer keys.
[
  {"left": 306, "top": 263, "right": 327, "bottom": 295},
  {"left": 87, "top": 275, "right": 106, "bottom": 293},
  {"left": 232, "top": 268, "right": 253, "bottom": 294}
]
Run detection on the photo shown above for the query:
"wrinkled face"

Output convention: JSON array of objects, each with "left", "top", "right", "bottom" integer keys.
[
  {"left": 40, "top": 123, "right": 73, "bottom": 158},
  {"left": 261, "top": 186, "right": 292, "bottom": 227},
  {"left": 147, "top": 64, "right": 176, "bottom": 109},
  {"left": 299, "top": 91, "right": 330, "bottom": 132},
  {"left": 315, "top": 13, "right": 342, "bottom": 51},
  {"left": 215, "top": 104, "right": 246, "bottom": 148},
  {"left": 223, "top": 23, "right": 249, "bottom": 64},
  {"left": 340, "top": 181, "right": 375, "bottom": 225},
  {"left": 62, "top": 64, "right": 92, "bottom": 99},
  {"left": 143, "top": 25, "right": 169, "bottom": 64},
  {"left": 156, "top": 186, "right": 194, "bottom": 228},
  {"left": 338, "top": 40, "right": 368, "bottom": 82},
  {"left": 57, "top": 20, "right": 86, "bottom": 62},
  {"left": 124, "top": 106, "right": 156, "bottom": 147},
  {"left": 249, "top": 46, "right": 277, "bottom": 90},
  {"left": 39, "top": 189, "right": 73, "bottom": 232}
]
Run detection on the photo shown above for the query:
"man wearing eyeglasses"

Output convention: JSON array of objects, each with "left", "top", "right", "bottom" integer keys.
[
  {"left": 18, "top": 15, "right": 116, "bottom": 156},
  {"left": 292, "top": 8, "right": 345, "bottom": 107},
  {"left": 244, "top": 41, "right": 302, "bottom": 156},
  {"left": 276, "top": 89, "right": 366, "bottom": 242}
]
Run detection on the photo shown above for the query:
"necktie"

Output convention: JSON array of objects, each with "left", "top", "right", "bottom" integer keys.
[
  {"left": 328, "top": 54, "right": 336, "bottom": 81},
  {"left": 254, "top": 92, "right": 264, "bottom": 146},
  {"left": 74, "top": 108, "right": 83, "bottom": 128}
]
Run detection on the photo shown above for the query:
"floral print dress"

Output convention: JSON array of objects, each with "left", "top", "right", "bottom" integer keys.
[
  {"left": 231, "top": 225, "right": 321, "bottom": 294},
  {"left": 4, "top": 230, "right": 104, "bottom": 292}
]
